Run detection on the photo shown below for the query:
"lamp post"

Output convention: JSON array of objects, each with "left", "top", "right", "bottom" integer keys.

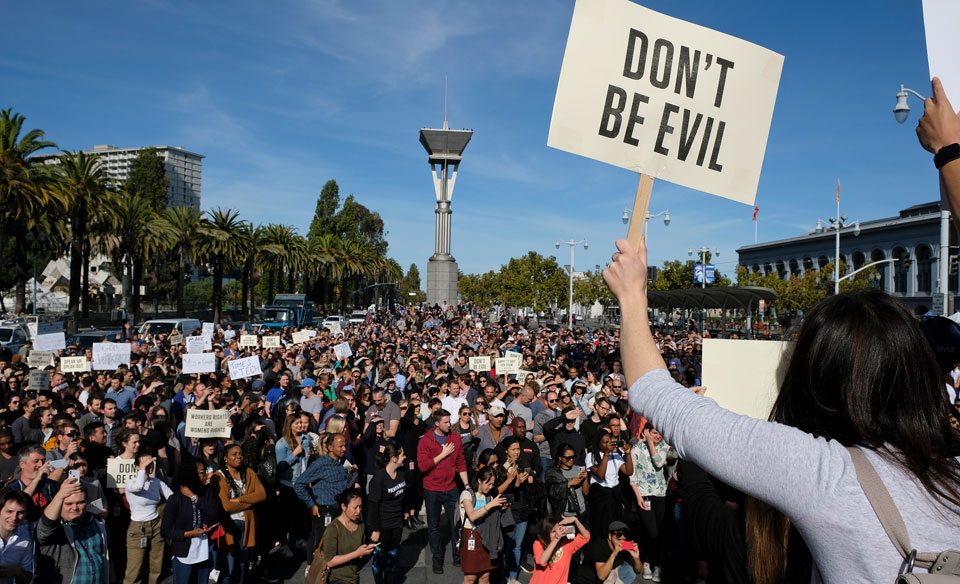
[
  {"left": 689, "top": 246, "right": 718, "bottom": 334},
  {"left": 25, "top": 231, "right": 47, "bottom": 315},
  {"left": 622, "top": 208, "right": 670, "bottom": 247},
  {"left": 893, "top": 82, "right": 951, "bottom": 314},
  {"left": 827, "top": 213, "right": 860, "bottom": 294},
  {"left": 555, "top": 238, "right": 588, "bottom": 329}
]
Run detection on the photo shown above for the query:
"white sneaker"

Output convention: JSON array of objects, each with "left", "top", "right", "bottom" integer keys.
[
  {"left": 208, "top": 568, "right": 220, "bottom": 583},
  {"left": 651, "top": 567, "right": 662, "bottom": 583},
  {"left": 641, "top": 565, "right": 653, "bottom": 580}
]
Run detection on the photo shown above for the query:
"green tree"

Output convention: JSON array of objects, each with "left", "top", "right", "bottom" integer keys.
[
  {"left": 0, "top": 109, "right": 59, "bottom": 313},
  {"left": 574, "top": 267, "right": 615, "bottom": 308},
  {"left": 497, "top": 251, "right": 567, "bottom": 311},
  {"left": 459, "top": 270, "right": 500, "bottom": 308},
  {"left": 111, "top": 192, "right": 171, "bottom": 325},
  {"left": 650, "top": 252, "right": 731, "bottom": 290},
  {"left": 307, "top": 179, "right": 340, "bottom": 240},
  {"left": 198, "top": 208, "right": 243, "bottom": 324},
  {"left": 161, "top": 206, "right": 204, "bottom": 317},
  {"left": 124, "top": 148, "right": 169, "bottom": 211},
  {"left": 736, "top": 261, "right": 878, "bottom": 318},
  {"left": 329, "top": 194, "right": 387, "bottom": 256}
]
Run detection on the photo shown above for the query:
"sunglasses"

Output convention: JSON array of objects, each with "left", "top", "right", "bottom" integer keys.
[
  {"left": 559, "top": 394, "right": 570, "bottom": 398},
  {"left": 559, "top": 454, "right": 575, "bottom": 460},
  {"left": 476, "top": 401, "right": 486, "bottom": 407},
  {"left": 62, "top": 432, "right": 78, "bottom": 438},
  {"left": 611, "top": 531, "right": 627, "bottom": 538},
  {"left": 547, "top": 399, "right": 558, "bottom": 404}
]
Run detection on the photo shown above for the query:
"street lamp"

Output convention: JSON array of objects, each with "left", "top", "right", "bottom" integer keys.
[
  {"left": 25, "top": 231, "right": 47, "bottom": 315},
  {"left": 622, "top": 209, "right": 670, "bottom": 247},
  {"left": 555, "top": 238, "right": 588, "bottom": 329},
  {"left": 826, "top": 214, "right": 860, "bottom": 294},
  {"left": 892, "top": 84, "right": 928, "bottom": 124},
  {"left": 688, "top": 246, "right": 719, "bottom": 289}
]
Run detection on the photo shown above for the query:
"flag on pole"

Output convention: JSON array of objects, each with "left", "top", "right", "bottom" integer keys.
[
  {"left": 836, "top": 180, "right": 840, "bottom": 203},
  {"left": 752, "top": 205, "right": 759, "bottom": 221}
]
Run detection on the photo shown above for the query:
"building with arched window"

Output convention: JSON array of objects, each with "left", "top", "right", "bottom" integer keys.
[{"left": 737, "top": 201, "right": 955, "bottom": 311}]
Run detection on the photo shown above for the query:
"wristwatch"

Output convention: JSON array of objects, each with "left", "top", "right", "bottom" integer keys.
[{"left": 934, "top": 143, "right": 960, "bottom": 170}]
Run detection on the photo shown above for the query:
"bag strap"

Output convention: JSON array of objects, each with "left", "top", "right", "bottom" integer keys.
[{"left": 846, "top": 447, "right": 937, "bottom": 570}]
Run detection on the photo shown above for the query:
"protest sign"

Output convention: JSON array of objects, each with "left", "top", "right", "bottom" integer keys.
[
  {"left": 185, "top": 409, "right": 231, "bottom": 438},
  {"left": 923, "top": 0, "right": 960, "bottom": 107},
  {"left": 548, "top": 0, "right": 783, "bottom": 206},
  {"left": 182, "top": 353, "right": 216, "bottom": 374},
  {"left": 328, "top": 322, "right": 342, "bottom": 336},
  {"left": 701, "top": 338, "right": 790, "bottom": 420},
  {"left": 28, "top": 370, "right": 49, "bottom": 391},
  {"left": 239, "top": 335, "right": 259, "bottom": 348},
  {"left": 292, "top": 331, "right": 311, "bottom": 345},
  {"left": 334, "top": 342, "right": 353, "bottom": 360},
  {"left": 223, "top": 330, "right": 236, "bottom": 341},
  {"left": 469, "top": 356, "right": 491, "bottom": 371},
  {"left": 185, "top": 336, "right": 211, "bottom": 354},
  {"left": 28, "top": 351, "right": 55, "bottom": 369},
  {"left": 504, "top": 351, "right": 523, "bottom": 368},
  {"left": 92, "top": 343, "right": 131, "bottom": 370},
  {"left": 262, "top": 336, "right": 281, "bottom": 349},
  {"left": 307, "top": 329, "right": 317, "bottom": 338},
  {"left": 495, "top": 357, "right": 519, "bottom": 375},
  {"left": 169, "top": 334, "right": 184, "bottom": 345},
  {"left": 60, "top": 356, "right": 91, "bottom": 373},
  {"left": 228, "top": 356, "right": 262, "bottom": 380},
  {"left": 516, "top": 370, "right": 534, "bottom": 384},
  {"left": 36, "top": 321, "right": 63, "bottom": 335},
  {"left": 106, "top": 458, "right": 139, "bottom": 489},
  {"left": 34, "top": 332, "right": 66, "bottom": 352},
  {"left": 202, "top": 322, "right": 215, "bottom": 339}
]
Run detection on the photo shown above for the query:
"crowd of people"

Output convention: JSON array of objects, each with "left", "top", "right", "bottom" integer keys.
[{"left": 0, "top": 302, "right": 735, "bottom": 584}]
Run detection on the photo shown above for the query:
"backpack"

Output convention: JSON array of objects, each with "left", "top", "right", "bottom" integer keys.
[
  {"left": 305, "top": 521, "right": 341, "bottom": 584},
  {"left": 454, "top": 489, "right": 477, "bottom": 548},
  {"left": 847, "top": 447, "right": 960, "bottom": 583}
]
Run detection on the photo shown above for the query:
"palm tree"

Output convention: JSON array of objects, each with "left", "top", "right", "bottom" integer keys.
[
  {"left": 161, "top": 206, "right": 204, "bottom": 317},
  {"left": 0, "top": 109, "right": 59, "bottom": 313},
  {"left": 261, "top": 224, "right": 298, "bottom": 300},
  {"left": 308, "top": 233, "right": 340, "bottom": 310},
  {"left": 54, "top": 151, "right": 110, "bottom": 330},
  {"left": 110, "top": 191, "right": 171, "bottom": 326},
  {"left": 236, "top": 223, "right": 282, "bottom": 319},
  {"left": 198, "top": 208, "right": 242, "bottom": 324}
]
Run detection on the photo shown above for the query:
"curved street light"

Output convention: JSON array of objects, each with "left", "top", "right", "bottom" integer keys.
[{"left": 893, "top": 84, "right": 928, "bottom": 124}]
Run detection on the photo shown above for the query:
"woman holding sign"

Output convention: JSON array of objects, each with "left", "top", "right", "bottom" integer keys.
[{"left": 604, "top": 238, "right": 960, "bottom": 582}]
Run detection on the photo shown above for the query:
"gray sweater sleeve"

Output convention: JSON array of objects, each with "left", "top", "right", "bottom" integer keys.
[{"left": 628, "top": 369, "right": 846, "bottom": 522}]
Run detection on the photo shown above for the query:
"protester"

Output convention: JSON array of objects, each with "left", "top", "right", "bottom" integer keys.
[
  {"left": 367, "top": 444, "right": 406, "bottom": 584},
  {"left": 37, "top": 477, "right": 110, "bottom": 584},
  {"left": 123, "top": 452, "right": 172, "bottom": 584},
  {"left": 161, "top": 458, "right": 219, "bottom": 584},
  {"left": 417, "top": 408, "right": 468, "bottom": 574},
  {"left": 318, "top": 488, "right": 377, "bottom": 584},
  {"left": 458, "top": 465, "right": 507, "bottom": 584},
  {"left": 212, "top": 443, "right": 266, "bottom": 584},
  {"left": 0, "top": 490, "right": 33, "bottom": 584},
  {"left": 530, "top": 516, "right": 589, "bottom": 584}
]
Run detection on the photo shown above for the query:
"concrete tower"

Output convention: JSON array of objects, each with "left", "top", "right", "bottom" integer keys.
[{"left": 420, "top": 115, "right": 472, "bottom": 306}]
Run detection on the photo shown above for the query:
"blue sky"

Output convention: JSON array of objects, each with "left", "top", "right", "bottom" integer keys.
[{"left": 1, "top": 0, "right": 939, "bottom": 282}]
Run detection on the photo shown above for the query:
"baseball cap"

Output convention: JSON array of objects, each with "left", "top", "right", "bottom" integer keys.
[
  {"left": 488, "top": 405, "right": 506, "bottom": 417},
  {"left": 300, "top": 378, "right": 317, "bottom": 388},
  {"left": 608, "top": 520, "right": 630, "bottom": 533}
]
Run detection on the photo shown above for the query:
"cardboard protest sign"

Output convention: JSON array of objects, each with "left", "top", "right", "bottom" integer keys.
[
  {"left": 923, "top": 0, "right": 960, "bottom": 107},
  {"left": 701, "top": 338, "right": 790, "bottom": 420},
  {"left": 185, "top": 336, "right": 211, "bottom": 354},
  {"left": 185, "top": 409, "right": 231, "bottom": 438},
  {"left": 169, "top": 334, "right": 184, "bottom": 345},
  {"left": 495, "top": 357, "right": 519, "bottom": 375},
  {"left": 307, "top": 329, "right": 318, "bottom": 338},
  {"left": 223, "top": 329, "right": 236, "bottom": 340},
  {"left": 292, "top": 331, "right": 311, "bottom": 345},
  {"left": 469, "top": 356, "right": 491, "bottom": 371},
  {"left": 504, "top": 351, "right": 523, "bottom": 368},
  {"left": 92, "top": 343, "right": 131, "bottom": 370},
  {"left": 28, "top": 351, "right": 55, "bottom": 369},
  {"left": 334, "top": 342, "right": 353, "bottom": 360},
  {"left": 28, "top": 370, "right": 49, "bottom": 391},
  {"left": 328, "top": 322, "right": 342, "bottom": 336},
  {"left": 182, "top": 353, "right": 216, "bottom": 375},
  {"left": 239, "top": 335, "right": 259, "bottom": 348},
  {"left": 262, "top": 336, "right": 281, "bottom": 349},
  {"left": 60, "top": 356, "right": 91, "bottom": 373},
  {"left": 106, "top": 458, "right": 139, "bottom": 489},
  {"left": 34, "top": 332, "right": 66, "bottom": 352},
  {"left": 228, "top": 356, "right": 262, "bottom": 380},
  {"left": 548, "top": 0, "right": 783, "bottom": 206},
  {"left": 516, "top": 370, "right": 534, "bottom": 384},
  {"left": 202, "top": 323, "right": 215, "bottom": 339}
]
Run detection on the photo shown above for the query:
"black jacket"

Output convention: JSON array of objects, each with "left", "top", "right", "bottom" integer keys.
[{"left": 161, "top": 488, "right": 220, "bottom": 558}]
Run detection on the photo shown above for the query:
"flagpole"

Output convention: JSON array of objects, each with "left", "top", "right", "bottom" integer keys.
[{"left": 754, "top": 216, "right": 757, "bottom": 244}]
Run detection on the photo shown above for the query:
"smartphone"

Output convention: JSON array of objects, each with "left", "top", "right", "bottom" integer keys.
[
  {"left": 49, "top": 459, "right": 69, "bottom": 470},
  {"left": 503, "top": 494, "right": 515, "bottom": 505},
  {"left": 562, "top": 525, "right": 576, "bottom": 536},
  {"left": 620, "top": 541, "right": 635, "bottom": 551},
  {"left": 69, "top": 469, "right": 81, "bottom": 481}
]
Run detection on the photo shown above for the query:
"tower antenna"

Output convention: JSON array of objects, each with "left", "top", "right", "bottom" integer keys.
[{"left": 443, "top": 75, "right": 448, "bottom": 130}]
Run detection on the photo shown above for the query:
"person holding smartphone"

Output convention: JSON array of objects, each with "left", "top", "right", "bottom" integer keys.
[
  {"left": 530, "top": 516, "right": 589, "bottom": 584},
  {"left": 161, "top": 458, "right": 220, "bottom": 584},
  {"left": 577, "top": 521, "right": 642, "bottom": 584},
  {"left": 585, "top": 431, "right": 632, "bottom": 537},
  {"left": 123, "top": 452, "right": 173, "bottom": 584}
]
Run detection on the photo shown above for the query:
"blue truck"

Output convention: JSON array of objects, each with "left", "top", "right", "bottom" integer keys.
[{"left": 262, "top": 294, "right": 314, "bottom": 329}]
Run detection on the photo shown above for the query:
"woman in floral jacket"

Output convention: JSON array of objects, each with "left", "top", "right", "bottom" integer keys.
[{"left": 629, "top": 423, "right": 676, "bottom": 581}]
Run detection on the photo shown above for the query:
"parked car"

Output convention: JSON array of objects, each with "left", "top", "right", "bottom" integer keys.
[
  {"left": 138, "top": 319, "right": 202, "bottom": 337},
  {"left": 65, "top": 329, "right": 122, "bottom": 350},
  {"left": 0, "top": 324, "right": 30, "bottom": 354},
  {"left": 348, "top": 311, "right": 368, "bottom": 325}
]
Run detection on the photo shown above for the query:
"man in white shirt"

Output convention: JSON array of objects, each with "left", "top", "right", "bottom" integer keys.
[
  {"left": 440, "top": 382, "right": 467, "bottom": 416},
  {"left": 123, "top": 454, "right": 173, "bottom": 584},
  {"left": 0, "top": 490, "right": 33, "bottom": 584}
]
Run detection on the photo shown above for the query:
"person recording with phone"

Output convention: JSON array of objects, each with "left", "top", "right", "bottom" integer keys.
[
  {"left": 459, "top": 466, "right": 509, "bottom": 584},
  {"left": 162, "top": 458, "right": 220, "bottom": 584},
  {"left": 499, "top": 436, "right": 534, "bottom": 584},
  {"left": 123, "top": 452, "right": 173, "bottom": 584},
  {"left": 585, "top": 431, "right": 632, "bottom": 537},
  {"left": 577, "top": 521, "right": 642, "bottom": 584},
  {"left": 545, "top": 444, "right": 589, "bottom": 522},
  {"left": 530, "top": 516, "right": 589, "bottom": 584}
]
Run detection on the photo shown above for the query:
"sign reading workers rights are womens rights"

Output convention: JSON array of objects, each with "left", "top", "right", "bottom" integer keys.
[{"left": 548, "top": 0, "right": 783, "bottom": 205}]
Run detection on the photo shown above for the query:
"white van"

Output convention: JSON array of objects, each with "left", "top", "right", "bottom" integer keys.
[{"left": 138, "top": 319, "right": 203, "bottom": 337}]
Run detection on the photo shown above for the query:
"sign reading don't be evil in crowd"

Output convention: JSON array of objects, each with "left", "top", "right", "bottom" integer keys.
[{"left": 548, "top": 0, "right": 783, "bottom": 205}]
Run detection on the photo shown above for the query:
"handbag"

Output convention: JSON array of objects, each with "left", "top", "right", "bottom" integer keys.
[
  {"left": 847, "top": 447, "right": 960, "bottom": 583},
  {"left": 305, "top": 521, "right": 341, "bottom": 584}
]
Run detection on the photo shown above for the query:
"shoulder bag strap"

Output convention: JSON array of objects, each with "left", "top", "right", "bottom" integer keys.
[{"left": 847, "top": 447, "right": 936, "bottom": 570}]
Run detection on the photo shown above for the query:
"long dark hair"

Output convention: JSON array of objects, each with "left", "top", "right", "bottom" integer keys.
[
  {"left": 748, "top": 290, "right": 960, "bottom": 584},
  {"left": 219, "top": 444, "right": 248, "bottom": 498}
]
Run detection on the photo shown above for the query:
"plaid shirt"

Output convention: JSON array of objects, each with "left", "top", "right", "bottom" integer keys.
[
  {"left": 294, "top": 455, "right": 347, "bottom": 508},
  {"left": 70, "top": 515, "right": 105, "bottom": 584}
]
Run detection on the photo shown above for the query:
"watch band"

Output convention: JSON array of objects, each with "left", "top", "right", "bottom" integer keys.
[{"left": 934, "top": 143, "right": 960, "bottom": 170}]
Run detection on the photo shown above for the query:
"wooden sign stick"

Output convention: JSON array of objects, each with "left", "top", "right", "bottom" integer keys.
[{"left": 626, "top": 174, "right": 655, "bottom": 250}]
